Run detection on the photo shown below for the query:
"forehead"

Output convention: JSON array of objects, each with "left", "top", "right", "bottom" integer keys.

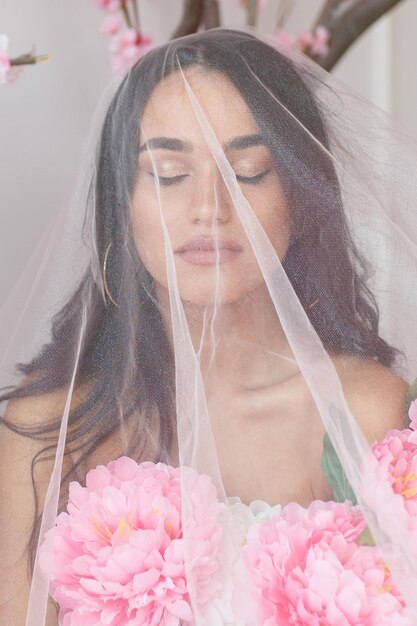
[{"left": 139, "top": 68, "right": 259, "bottom": 143}]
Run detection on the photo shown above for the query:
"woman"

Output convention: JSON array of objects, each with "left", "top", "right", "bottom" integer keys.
[{"left": 0, "top": 28, "right": 416, "bottom": 625}]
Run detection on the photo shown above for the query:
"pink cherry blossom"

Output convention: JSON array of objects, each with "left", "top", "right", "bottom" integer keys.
[
  {"left": 310, "top": 25, "right": 331, "bottom": 57},
  {"left": 95, "top": 0, "right": 122, "bottom": 11},
  {"left": 234, "top": 500, "right": 410, "bottom": 625},
  {"left": 5, "top": 66, "right": 23, "bottom": 85},
  {"left": 109, "top": 28, "right": 153, "bottom": 77},
  {"left": 40, "top": 457, "right": 224, "bottom": 626},
  {"left": 100, "top": 13, "right": 122, "bottom": 35},
  {"left": 0, "top": 35, "right": 11, "bottom": 86},
  {"left": 273, "top": 29, "right": 296, "bottom": 50},
  {"left": 297, "top": 30, "right": 314, "bottom": 50},
  {"left": 296, "top": 26, "right": 330, "bottom": 56}
]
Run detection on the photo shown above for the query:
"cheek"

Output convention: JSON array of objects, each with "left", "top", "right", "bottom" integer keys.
[
  {"left": 131, "top": 193, "right": 169, "bottom": 285},
  {"left": 245, "top": 184, "right": 290, "bottom": 261},
  {"left": 267, "top": 203, "right": 291, "bottom": 260}
]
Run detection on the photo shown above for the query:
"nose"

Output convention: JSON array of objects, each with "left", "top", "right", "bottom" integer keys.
[{"left": 188, "top": 170, "right": 233, "bottom": 226}]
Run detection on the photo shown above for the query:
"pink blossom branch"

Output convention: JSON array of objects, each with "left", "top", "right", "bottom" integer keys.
[
  {"left": 171, "top": 0, "right": 205, "bottom": 38},
  {"left": 276, "top": 0, "right": 296, "bottom": 30},
  {"left": 10, "top": 52, "right": 49, "bottom": 66},
  {"left": 120, "top": 1, "right": 134, "bottom": 29},
  {"left": 247, "top": 0, "right": 258, "bottom": 27},
  {"left": 311, "top": 0, "right": 406, "bottom": 70},
  {"left": 131, "top": 0, "right": 141, "bottom": 32}
]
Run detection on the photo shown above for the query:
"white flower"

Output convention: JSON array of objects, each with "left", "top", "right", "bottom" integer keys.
[{"left": 227, "top": 496, "right": 282, "bottom": 544}]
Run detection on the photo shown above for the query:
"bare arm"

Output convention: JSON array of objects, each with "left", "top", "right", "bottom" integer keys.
[
  {"left": 334, "top": 355, "right": 409, "bottom": 443},
  {"left": 0, "top": 389, "right": 73, "bottom": 626}
]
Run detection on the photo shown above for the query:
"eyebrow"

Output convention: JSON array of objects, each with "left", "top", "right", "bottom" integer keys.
[{"left": 138, "top": 133, "right": 267, "bottom": 154}]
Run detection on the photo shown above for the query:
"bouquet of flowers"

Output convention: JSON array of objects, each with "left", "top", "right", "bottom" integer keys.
[{"left": 40, "top": 402, "right": 417, "bottom": 626}]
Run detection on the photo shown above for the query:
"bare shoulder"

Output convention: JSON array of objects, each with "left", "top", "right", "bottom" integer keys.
[
  {"left": 2, "top": 379, "right": 159, "bottom": 469},
  {"left": 2, "top": 379, "right": 88, "bottom": 428},
  {"left": 332, "top": 354, "right": 409, "bottom": 444}
]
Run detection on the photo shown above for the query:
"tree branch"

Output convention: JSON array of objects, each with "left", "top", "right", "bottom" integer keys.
[
  {"left": 10, "top": 51, "right": 49, "bottom": 66},
  {"left": 171, "top": 0, "right": 205, "bottom": 39},
  {"left": 246, "top": 0, "right": 258, "bottom": 27},
  {"left": 311, "top": 0, "right": 406, "bottom": 70},
  {"left": 203, "top": 0, "right": 221, "bottom": 29}
]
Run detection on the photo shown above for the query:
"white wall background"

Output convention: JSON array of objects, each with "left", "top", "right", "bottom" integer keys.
[{"left": 0, "top": 0, "right": 416, "bottom": 302}]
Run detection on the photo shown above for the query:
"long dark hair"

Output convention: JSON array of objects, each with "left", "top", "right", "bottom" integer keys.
[{"left": 0, "top": 28, "right": 397, "bottom": 568}]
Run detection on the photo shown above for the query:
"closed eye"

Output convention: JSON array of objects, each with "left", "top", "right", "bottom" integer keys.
[
  {"left": 149, "top": 173, "right": 189, "bottom": 186},
  {"left": 148, "top": 169, "right": 272, "bottom": 187},
  {"left": 236, "top": 169, "right": 271, "bottom": 185}
]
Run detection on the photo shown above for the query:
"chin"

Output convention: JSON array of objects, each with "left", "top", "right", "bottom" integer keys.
[
  {"left": 176, "top": 275, "right": 262, "bottom": 308},
  {"left": 148, "top": 260, "right": 265, "bottom": 308}
]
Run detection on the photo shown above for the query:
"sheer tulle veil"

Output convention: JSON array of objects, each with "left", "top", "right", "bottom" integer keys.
[{"left": 2, "top": 26, "right": 417, "bottom": 626}]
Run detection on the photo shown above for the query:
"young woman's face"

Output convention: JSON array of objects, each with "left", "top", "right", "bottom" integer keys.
[{"left": 131, "top": 68, "right": 290, "bottom": 306}]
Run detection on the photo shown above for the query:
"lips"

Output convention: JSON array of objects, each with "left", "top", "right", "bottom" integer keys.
[
  {"left": 175, "top": 236, "right": 241, "bottom": 253},
  {"left": 175, "top": 236, "right": 242, "bottom": 266}
]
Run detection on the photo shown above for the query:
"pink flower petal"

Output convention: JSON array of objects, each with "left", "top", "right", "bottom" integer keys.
[{"left": 133, "top": 567, "right": 161, "bottom": 593}]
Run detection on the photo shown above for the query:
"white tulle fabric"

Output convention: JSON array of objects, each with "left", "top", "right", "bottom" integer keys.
[{"left": 2, "top": 27, "right": 417, "bottom": 626}]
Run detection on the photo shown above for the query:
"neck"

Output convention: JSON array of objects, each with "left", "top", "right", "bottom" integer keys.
[{"left": 155, "top": 282, "right": 298, "bottom": 392}]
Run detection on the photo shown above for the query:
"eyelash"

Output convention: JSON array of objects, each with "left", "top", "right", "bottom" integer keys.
[
  {"left": 237, "top": 169, "right": 271, "bottom": 185},
  {"left": 148, "top": 169, "right": 272, "bottom": 187}
]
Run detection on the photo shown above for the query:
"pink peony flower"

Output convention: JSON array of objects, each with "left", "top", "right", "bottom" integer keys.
[
  {"left": 235, "top": 500, "right": 410, "bottom": 625},
  {"left": 40, "top": 457, "right": 224, "bottom": 626},
  {"left": 361, "top": 400, "right": 417, "bottom": 559},
  {"left": 109, "top": 29, "right": 153, "bottom": 77},
  {"left": 0, "top": 34, "right": 11, "bottom": 86}
]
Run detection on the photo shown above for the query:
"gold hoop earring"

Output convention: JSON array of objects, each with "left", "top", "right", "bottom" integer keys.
[{"left": 103, "top": 243, "right": 120, "bottom": 308}]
